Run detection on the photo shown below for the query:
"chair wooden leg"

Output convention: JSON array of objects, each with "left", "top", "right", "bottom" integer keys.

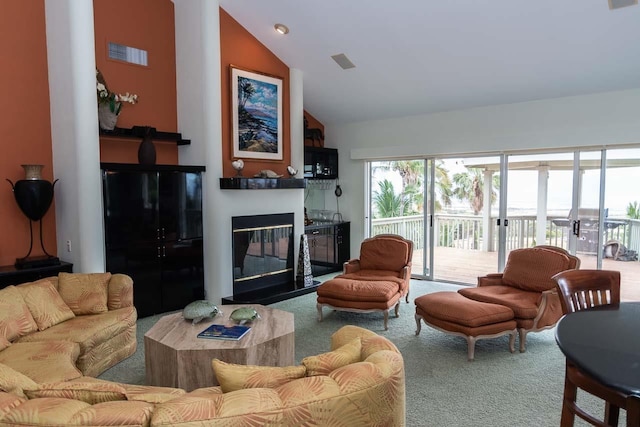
[
  {"left": 317, "top": 304, "right": 323, "bottom": 322},
  {"left": 560, "top": 365, "right": 578, "bottom": 427},
  {"left": 519, "top": 329, "right": 527, "bottom": 353},
  {"left": 508, "top": 329, "right": 516, "bottom": 353},
  {"left": 395, "top": 302, "right": 400, "bottom": 318},
  {"left": 415, "top": 314, "right": 422, "bottom": 335},
  {"left": 383, "top": 310, "right": 389, "bottom": 330},
  {"left": 466, "top": 336, "right": 476, "bottom": 361}
]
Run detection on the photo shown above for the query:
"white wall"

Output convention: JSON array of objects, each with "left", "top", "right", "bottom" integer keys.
[{"left": 328, "top": 89, "right": 640, "bottom": 256}]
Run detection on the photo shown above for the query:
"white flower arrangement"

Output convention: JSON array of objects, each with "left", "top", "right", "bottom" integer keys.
[{"left": 96, "top": 69, "right": 138, "bottom": 115}]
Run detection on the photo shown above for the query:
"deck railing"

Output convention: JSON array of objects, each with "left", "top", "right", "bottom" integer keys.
[{"left": 372, "top": 214, "right": 639, "bottom": 256}]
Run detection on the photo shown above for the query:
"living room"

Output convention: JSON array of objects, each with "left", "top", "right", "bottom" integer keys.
[{"left": 1, "top": 1, "right": 640, "bottom": 425}]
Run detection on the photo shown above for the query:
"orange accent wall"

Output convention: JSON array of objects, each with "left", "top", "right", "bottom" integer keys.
[
  {"left": 220, "top": 9, "right": 291, "bottom": 178},
  {"left": 94, "top": 0, "right": 179, "bottom": 165},
  {"left": 0, "top": 1, "right": 56, "bottom": 266}
]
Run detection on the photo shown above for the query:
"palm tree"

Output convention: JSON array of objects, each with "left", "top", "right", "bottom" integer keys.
[
  {"left": 452, "top": 168, "right": 498, "bottom": 215},
  {"left": 627, "top": 201, "right": 640, "bottom": 219},
  {"left": 373, "top": 179, "right": 406, "bottom": 218},
  {"left": 434, "top": 160, "right": 452, "bottom": 212},
  {"left": 372, "top": 159, "right": 456, "bottom": 213},
  {"left": 238, "top": 77, "right": 256, "bottom": 109}
]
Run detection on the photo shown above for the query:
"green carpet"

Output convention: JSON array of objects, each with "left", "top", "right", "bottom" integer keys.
[{"left": 98, "top": 279, "right": 615, "bottom": 426}]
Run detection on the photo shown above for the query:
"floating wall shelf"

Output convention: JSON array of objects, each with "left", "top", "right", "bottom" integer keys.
[
  {"left": 99, "top": 126, "right": 191, "bottom": 146},
  {"left": 220, "top": 177, "right": 307, "bottom": 190}
]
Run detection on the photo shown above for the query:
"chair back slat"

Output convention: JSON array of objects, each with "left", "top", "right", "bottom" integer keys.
[{"left": 553, "top": 269, "right": 621, "bottom": 314}]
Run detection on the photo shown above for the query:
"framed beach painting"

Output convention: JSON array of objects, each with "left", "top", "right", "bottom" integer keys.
[{"left": 231, "top": 66, "right": 283, "bottom": 161}]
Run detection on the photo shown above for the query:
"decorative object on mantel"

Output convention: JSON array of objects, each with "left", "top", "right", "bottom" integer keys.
[
  {"left": 137, "top": 126, "right": 156, "bottom": 165},
  {"left": 6, "top": 164, "right": 60, "bottom": 269},
  {"left": 254, "top": 169, "right": 283, "bottom": 178},
  {"left": 182, "top": 300, "right": 220, "bottom": 324},
  {"left": 231, "top": 159, "right": 245, "bottom": 176},
  {"left": 297, "top": 234, "right": 314, "bottom": 288},
  {"left": 287, "top": 165, "right": 298, "bottom": 177},
  {"left": 96, "top": 68, "right": 138, "bottom": 131},
  {"left": 220, "top": 177, "right": 306, "bottom": 190}
]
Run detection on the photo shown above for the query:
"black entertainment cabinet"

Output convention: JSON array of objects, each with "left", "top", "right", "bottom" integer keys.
[
  {"left": 305, "top": 221, "right": 350, "bottom": 276},
  {"left": 101, "top": 163, "right": 205, "bottom": 318}
]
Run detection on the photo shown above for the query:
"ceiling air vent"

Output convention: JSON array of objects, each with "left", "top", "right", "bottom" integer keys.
[
  {"left": 608, "top": 0, "right": 638, "bottom": 9},
  {"left": 331, "top": 53, "right": 356, "bottom": 70}
]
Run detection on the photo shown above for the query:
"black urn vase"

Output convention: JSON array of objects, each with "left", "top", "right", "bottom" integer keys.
[
  {"left": 10, "top": 179, "right": 57, "bottom": 221},
  {"left": 6, "top": 165, "right": 60, "bottom": 268}
]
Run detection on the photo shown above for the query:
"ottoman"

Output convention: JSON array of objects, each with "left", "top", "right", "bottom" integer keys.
[
  {"left": 415, "top": 292, "right": 517, "bottom": 361},
  {"left": 317, "top": 277, "right": 403, "bottom": 330}
]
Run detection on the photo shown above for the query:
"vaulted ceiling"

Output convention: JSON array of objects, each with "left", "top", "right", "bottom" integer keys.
[{"left": 219, "top": 0, "right": 640, "bottom": 126}]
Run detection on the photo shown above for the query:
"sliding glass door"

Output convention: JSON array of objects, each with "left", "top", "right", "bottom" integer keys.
[
  {"left": 366, "top": 147, "right": 640, "bottom": 298},
  {"left": 368, "top": 160, "right": 429, "bottom": 276}
]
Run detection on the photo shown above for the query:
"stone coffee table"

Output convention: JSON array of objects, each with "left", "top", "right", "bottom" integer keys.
[{"left": 144, "top": 304, "right": 294, "bottom": 391}]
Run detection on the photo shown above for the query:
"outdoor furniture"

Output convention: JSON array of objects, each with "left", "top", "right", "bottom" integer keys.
[
  {"left": 316, "top": 234, "right": 412, "bottom": 330},
  {"left": 553, "top": 269, "right": 624, "bottom": 427},
  {"left": 458, "top": 245, "right": 580, "bottom": 352},
  {"left": 414, "top": 291, "right": 517, "bottom": 361}
]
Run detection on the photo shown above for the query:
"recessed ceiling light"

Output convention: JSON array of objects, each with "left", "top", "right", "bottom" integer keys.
[{"left": 274, "top": 23, "right": 289, "bottom": 35}]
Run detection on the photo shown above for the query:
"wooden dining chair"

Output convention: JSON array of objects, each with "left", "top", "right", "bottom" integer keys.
[{"left": 553, "top": 269, "right": 624, "bottom": 427}]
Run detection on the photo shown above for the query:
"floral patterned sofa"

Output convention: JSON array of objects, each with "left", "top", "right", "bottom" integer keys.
[
  {"left": 0, "top": 272, "right": 137, "bottom": 382},
  {"left": 0, "top": 324, "right": 406, "bottom": 426}
]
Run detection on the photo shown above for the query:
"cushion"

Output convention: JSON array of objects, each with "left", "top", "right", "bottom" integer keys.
[
  {"left": 25, "top": 378, "right": 127, "bottom": 404},
  {"left": 0, "top": 341, "right": 82, "bottom": 383},
  {"left": 58, "top": 272, "right": 111, "bottom": 315},
  {"left": 317, "top": 278, "right": 401, "bottom": 302},
  {"left": 121, "top": 384, "right": 186, "bottom": 404},
  {"left": 0, "top": 286, "right": 38, "bottom": 342},
  {"left": 458, "top": 286, "right": 542, "bottom": 319},
  {"left": 212, "top": 359, "right": 306, "bottom": 393},
  {"left": 0, "top": 335, "right": 10, "bottom": 352},
  {"left": 359, "top": 237, "right": 410, "bottom": 272},
  {"left": 415, "top": 292, "right": 514, "bottom": 327},
  {"left": 18, "top": 279, "right": 75, "bottom": 330},
  {"left": 0, "top": 363, "right": 38, "bottom": 398},
  {"left": 302, "top": 338, "right": 362, "bottom": 376},
  {"left": 502, "top": 247, "right": 571, "bottom": 292}
]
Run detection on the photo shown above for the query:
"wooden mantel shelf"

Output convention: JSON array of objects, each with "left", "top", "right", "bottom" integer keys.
[
  {"left": 99, "top": 126, "right": 190, "bottom": 146},
  {"left": 220, "top": 177, "right": 307, "bottom": 189}
]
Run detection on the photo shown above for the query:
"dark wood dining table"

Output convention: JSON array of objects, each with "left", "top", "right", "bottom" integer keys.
[{"left": 555, "top": 302, "right": 640, "bottom": 426}]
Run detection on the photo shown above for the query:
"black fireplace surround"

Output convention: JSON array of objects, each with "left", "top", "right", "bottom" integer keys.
[{"left": 222, "top": 212, "right": 319, "bottom": 305}]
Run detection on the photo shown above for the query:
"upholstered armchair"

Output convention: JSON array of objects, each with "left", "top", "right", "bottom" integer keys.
[
  {"left": 458, "top": 245, "right": 580, "bottom": 352},
  {"left": 316, "top": 234, "right": 413, "bottom": 330}
]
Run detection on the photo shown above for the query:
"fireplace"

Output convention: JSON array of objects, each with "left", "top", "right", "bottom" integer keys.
[{"left": 223, "top": 213, "right": 307, "bottom": 304}]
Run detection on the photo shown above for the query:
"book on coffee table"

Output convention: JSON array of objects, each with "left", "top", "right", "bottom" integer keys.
[{"left": 197, "top": 324, "right": 251, "bottom": 341}]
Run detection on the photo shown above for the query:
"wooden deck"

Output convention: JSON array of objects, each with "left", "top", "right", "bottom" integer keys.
[{"left": 412, "top": 247, "right": 640, "bottom": 302}]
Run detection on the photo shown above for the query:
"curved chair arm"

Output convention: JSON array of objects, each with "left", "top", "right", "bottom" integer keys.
[
  {"left": 532, "top": 289, "right": 563, "bottom": 330},
  {"left": 518, "top": 288, "right": 563, "bottom": 353},
  {"left": 477, "top": 273, "right": 504, "bottom": 287},
  {"left": 343, "top": 259, "right": 361, "bottom": 274}
]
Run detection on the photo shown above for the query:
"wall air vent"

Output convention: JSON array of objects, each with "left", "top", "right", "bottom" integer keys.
[
  {"left": 608, "top": 0, "right": 638, "bottom": 9},
  {"left": 108, "top": 42, "right": 148, "bottom": 66},
  {"left": 331, "top": 53, "right": 356, "bottom": 70}
]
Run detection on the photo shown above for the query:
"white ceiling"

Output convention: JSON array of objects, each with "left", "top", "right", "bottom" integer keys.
[{"left": 219, "top": 0, "right": 640, "bottom": 126}]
